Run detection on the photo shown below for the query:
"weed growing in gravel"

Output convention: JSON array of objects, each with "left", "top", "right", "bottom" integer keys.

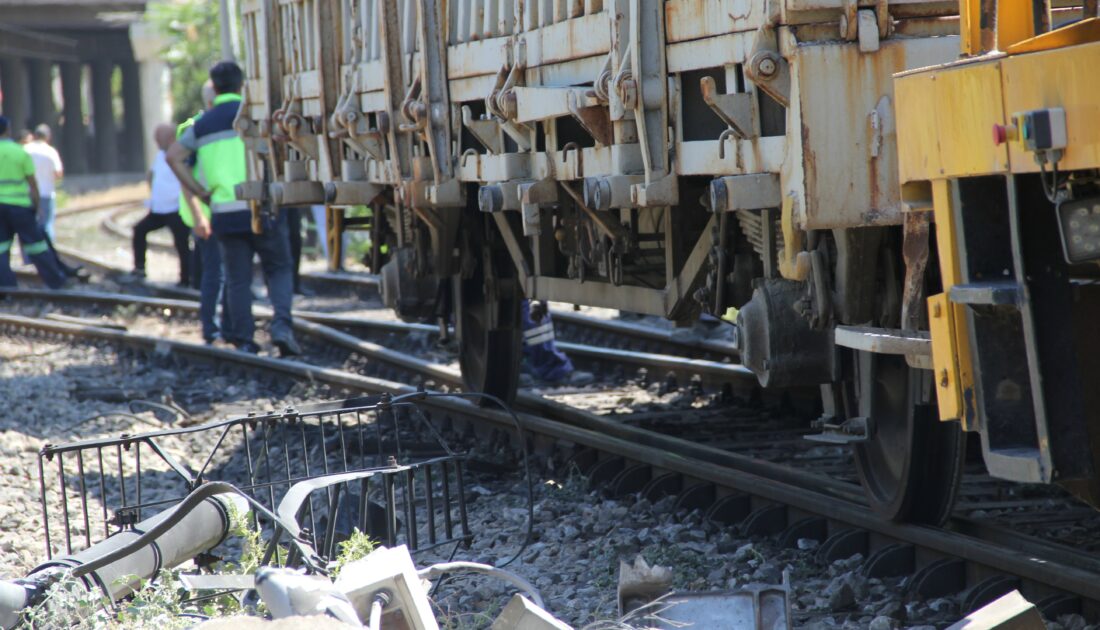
[
  {"left": 331, "top": 528, "right": 377, "bottom": 578},
  {"left": 582, "top": 595, "right": 690, "bottom": 630},
  {"left": 436, "top": 597, "right": 503, "bottom": 630}
]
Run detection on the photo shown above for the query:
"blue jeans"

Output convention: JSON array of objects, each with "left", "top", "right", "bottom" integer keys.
[
  {"left": 195, "top": 234, "right": 229, "bottom": 342},
  {"left": 0, "top": 203, "right": 66, "bottom": 289},
  {"left": 39, "top": 195, "right": 56, "bottom": 241},
  {"left": 216, "top": 211, "right": 294, "bottom": 344}
]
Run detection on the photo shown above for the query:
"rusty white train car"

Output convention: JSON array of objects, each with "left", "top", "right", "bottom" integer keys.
[{"left": 238, "top": 0, "right": 963, "bottom": 523}]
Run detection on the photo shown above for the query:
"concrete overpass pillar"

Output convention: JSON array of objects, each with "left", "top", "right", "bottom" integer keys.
[
  {"left": 129, "top": 21, "right": 170, "bottom": 170},
  {"left": 27, "top": 59, "right": 57, "bottom": 132},
  {"left": 59, "top": 61, "right": 87, "bottom": 174},
  {"left": 119, "top": 60, "right": 144, "bottom": 171},
  {"left": 90, "top": 59, "right": 117, "bottom": 173},
  {"left": 0, "top": 56, "right": 30, "bottom": 133}
]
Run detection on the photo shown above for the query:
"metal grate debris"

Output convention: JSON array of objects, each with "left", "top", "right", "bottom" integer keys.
[{"left": 36, "top": 394, "right": 472, "bottom": 564}]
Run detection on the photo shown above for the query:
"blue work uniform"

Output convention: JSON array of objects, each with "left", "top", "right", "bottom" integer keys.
[
  {"left": 0, "top": 139, "right": 65, "bottom": 288},
  {"left": 521, "top": 300, "right": 574, "bottom": 382},
  {"left": 177, "top": 112, "right": 229, "bottom": 342}
]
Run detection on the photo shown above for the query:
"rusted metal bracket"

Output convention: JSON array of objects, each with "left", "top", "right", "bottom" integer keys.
[
  {"left": 700, "top": 76, "right": 756, "bottom": 139},
  {"left": 745, "top": 25, "right": 790, "bottom": 109},
  {"left": 462, "top": 105, "right": 503, "bottom": 154},
  {"left": 567, "top": 90, "right": 613, "bottom": 146},
  {"left": 901, "top": 209, "right": 932, "bottom": 343}
]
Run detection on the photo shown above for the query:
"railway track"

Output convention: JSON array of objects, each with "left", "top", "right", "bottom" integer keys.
[
  {"left": 0, "top": 288, "right": 747, "bottom": 392},
  {"left": 2, "top": 301, "right": 1100, "bottom": 622}
]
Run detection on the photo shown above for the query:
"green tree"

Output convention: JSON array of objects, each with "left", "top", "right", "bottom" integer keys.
[{"left": 148, "top": 0, "right": 222, "bottom": 123}]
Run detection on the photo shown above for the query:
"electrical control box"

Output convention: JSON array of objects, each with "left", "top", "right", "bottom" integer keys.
[{"left": 1015, "top": 108, "right": 1067, "bottom": 152}]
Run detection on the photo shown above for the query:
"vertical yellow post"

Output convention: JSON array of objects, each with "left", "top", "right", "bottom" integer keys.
[
  {"left": 928, "top": 180, "right": 978, "bottom": 428},
  {"left": 996, "top": 0, "right": 1039, "bottom": 50},
  {"left": 960, "top": 0, "right": 983, "bottom": 55},
  {"left": 327, "top": 205, "right": 343, "bottom": 271}
]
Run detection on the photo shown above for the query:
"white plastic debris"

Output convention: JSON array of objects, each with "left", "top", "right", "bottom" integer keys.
[{"left": 254, "top": 566, "right": 362, "bottom": 627}]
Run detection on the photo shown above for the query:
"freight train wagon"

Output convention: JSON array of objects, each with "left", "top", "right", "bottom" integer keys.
[{"left": 233, "top": 0, "right": 1011, "bottom": 524}]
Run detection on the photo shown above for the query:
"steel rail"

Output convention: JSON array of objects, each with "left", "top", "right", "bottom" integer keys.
[
  {"left": 0, "top": 288, "right": 749, "bottom": 386},
  {"left": 4, "top": 312, "right": 1100, "bottom": 605}
]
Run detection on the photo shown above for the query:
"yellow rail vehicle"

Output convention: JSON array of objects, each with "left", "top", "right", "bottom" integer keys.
[{"left": 896, "top": 12, "right": 1100, "bottom": 503}]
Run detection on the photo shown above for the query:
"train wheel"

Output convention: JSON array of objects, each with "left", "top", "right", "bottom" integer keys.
[
  {"left": 455, "top": 216, "right": 522, "bottom": 405},
  {"left": 852, "top": 352, "right": 965, "bottom": 525}
]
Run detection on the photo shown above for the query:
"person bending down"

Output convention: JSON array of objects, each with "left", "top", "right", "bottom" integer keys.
[{"left": 131, "top": 125, "right": 191, "bottom": 286}]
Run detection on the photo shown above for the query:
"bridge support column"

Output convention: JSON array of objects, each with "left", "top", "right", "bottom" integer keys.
[
  {"left": 0, "top": 56, "right": 30, "bottom": 133},
  {"left": 129, "top": 21, "right": 170, "bottom": 171},
  {"left": 90, "top": 59, "right": 117, "bottom": 173},
  {"left": 59, "top": 61, "right": 87, "bottom": 174},
  {"left": 27, "top": 59, "right": 57, "bottom": 132},
  {"left": 119, "top": 59, "right": 144, "bottom": 170}
]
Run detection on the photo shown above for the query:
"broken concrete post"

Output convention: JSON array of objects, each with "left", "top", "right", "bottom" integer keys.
[
  {"left": 333, "top": 545, "right": 439, "bottom": 630},
  {"left": 945, "top": 591, "right": 1045, "bottom": 630},
  {"left": 490, "top": 594, "right": 573, "bottom": 630}
]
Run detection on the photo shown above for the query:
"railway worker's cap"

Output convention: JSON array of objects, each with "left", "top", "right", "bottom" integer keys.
[
  {"left": 209, "top": 60, "right": 243, "bottom": 94},
  {"left": 0, "top": 116, "right": 9, "bottom": 136}
]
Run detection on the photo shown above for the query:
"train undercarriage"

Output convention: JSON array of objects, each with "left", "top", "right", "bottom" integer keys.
[{"left": 234, "top": 0, "right": 1100, "bottom": 524}]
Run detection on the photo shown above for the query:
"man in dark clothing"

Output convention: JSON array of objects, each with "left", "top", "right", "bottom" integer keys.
[{"left": 167, "top": 62, "right": 299, "bottom": 356}]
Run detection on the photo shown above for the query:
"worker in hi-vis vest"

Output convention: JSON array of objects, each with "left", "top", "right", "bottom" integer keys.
[
  {"left": 167, "top": 62, "right": 300, "bottom": 357},
  {"left": 175, "top": 81, "right": 230, "bottom": 344},
  {"left": 0, "top": 115, "right": 66, "bottom": 289}
]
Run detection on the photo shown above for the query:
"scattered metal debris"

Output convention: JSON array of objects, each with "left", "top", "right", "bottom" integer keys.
[
  {"left": 490, "top": 594, "right": 572, "bottom": 630},
  {"left": 945, "top": 591, "right": 1045, "bottom": 630},
  {"left": 617, "top": 555, "right": 791, "bottom": 629},
  {"left": 36, "top": 394, "right": 472, "bottom": 562}
]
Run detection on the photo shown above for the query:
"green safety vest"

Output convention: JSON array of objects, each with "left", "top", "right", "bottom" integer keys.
[
  {"left": 0, "top": 139, "right": 34, "bottom": 207},
  {"left": 177, "top": 112, "right": 209, "bottom": 228},
  {"left": 0, "top": 139, "right": 50, "bottom": 256},
  {"left": 194, "top": 93, "right": 248, "bottom": 220}
]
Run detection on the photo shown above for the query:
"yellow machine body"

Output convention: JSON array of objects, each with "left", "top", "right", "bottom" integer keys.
[{"left": 895, "top": 15, "right": 1100, "bottom": 492}]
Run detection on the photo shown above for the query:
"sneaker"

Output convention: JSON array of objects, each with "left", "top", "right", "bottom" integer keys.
[
  {"left": 234, "top": 340, "right": 261, "bottom": 354},
  {"left": 567, "top": 370, "right": 595, "bottom": 386},
  {"left": 272, "top": 334, "right": 302, "bottom": 357},
  {"left": 118, "top": 270, "right": 146, "bottom": 284},
  {"left": 68, "top": 266, "right": 91, "bottom": 283}
]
